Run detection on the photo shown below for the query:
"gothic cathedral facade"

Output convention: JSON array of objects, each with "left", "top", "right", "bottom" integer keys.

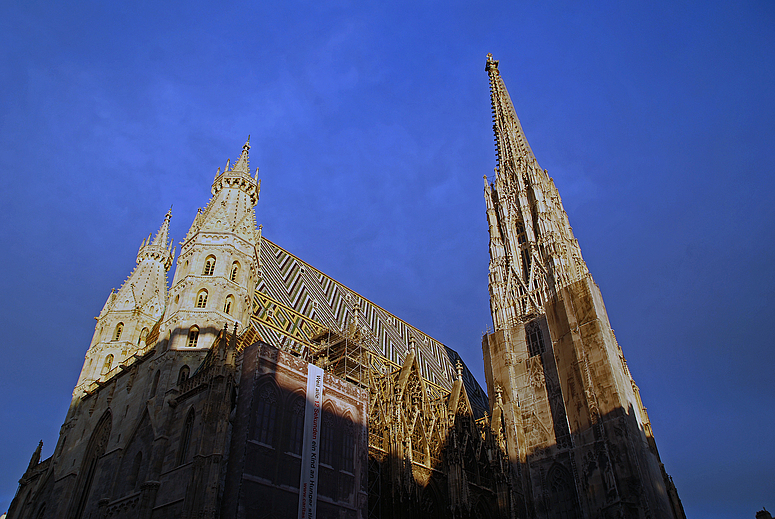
[{"left": 7, "top": 55, "right": 683, "bottom": 519}]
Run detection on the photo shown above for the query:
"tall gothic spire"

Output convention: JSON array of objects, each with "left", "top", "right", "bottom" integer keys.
[
  {"left": 484, "top": 54, "right": 587, "bottom": 324},
  {"left": 481, "top": 56, "right": 684, "bottom": 519},
  {"left": 486, "top": 53, "right": 538, "bottom": 179}
]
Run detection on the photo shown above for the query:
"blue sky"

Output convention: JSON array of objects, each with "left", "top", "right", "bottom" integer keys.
[{"left": 1, "top": 1, "right": 773, "bottom": 517}]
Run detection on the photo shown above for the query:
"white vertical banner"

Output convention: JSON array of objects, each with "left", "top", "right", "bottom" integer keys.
[{"left": 298, "top": 363, "right": 324, "bottom": 519}]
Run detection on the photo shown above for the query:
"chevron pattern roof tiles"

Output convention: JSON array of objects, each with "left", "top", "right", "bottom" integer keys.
[{"left": 251, "top": 237, "right": 489, "bottom": 415}]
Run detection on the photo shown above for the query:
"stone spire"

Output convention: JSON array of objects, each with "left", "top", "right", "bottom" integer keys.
[
  {"left": 481, "top": 56, "right": 683, "bottom": 519},
  {"left": 76, "top": 210, "right": 174, "bottom": 392},
  {"left": 164, "top": 139, "right": 262, "bottom": 351},
  {"left": 185, "top": 138, "right": 261, "bottom": 244},
  {"left": 486, "top": 53, "right": 538, "bottom": 176},
  {"left": 137, "top": 207, "right": 175, "bottom": 270},
  {"left": 484, "top": 53, "right": 588, "bottom": 325}
]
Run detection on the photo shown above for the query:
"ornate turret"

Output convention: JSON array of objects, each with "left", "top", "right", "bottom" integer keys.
[
  {"left": 75, "top": 211, "right": 174, "bottom": 393},
  {"left": 163, "top": 138, "right": 261, "bottom": 351}
]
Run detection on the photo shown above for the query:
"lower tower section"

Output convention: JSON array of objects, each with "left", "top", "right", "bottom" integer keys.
[{"left": 483, "top": 276, "right": 681, "bottom": 518}]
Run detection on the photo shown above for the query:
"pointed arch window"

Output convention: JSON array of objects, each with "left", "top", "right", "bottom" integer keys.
[
  {"left": 254, "top": 384, "right": 278, "bottom": 446},
  {"left": 72, "top": 410, "right": 111, "bottom": 519},
  {"left": 195, "top": 290, "right": 208, "bottom": 308},
  {"left": 516, "top": 221, "right": 527, "bottom": 245},
  {"left": 203, "top": 256, "right": 216, "bottom": 276},
  {"left": 178, "top": 409, "right": 195, "bottom": 466},
  {"left": 341, "top": 417, "right": 355, "bottom": 473},
  {"left": 138, "top": 327, "right": 149, "bottom": 345},
  {"left": 150, "top": 370, "right": 161, "bottom": 397},
  {"left": 546, "top": 463, "right": 580, "bottom": 519},
  {"left": 224, "top": 295, "right": 235, "bottom": 315},
  {"left": 102, "top": 354, "right": 114, "bottom": 375},
  {"left": 230, "top": 262, "right": 240, "bottom": 282},
  {"left": 288, "top": 396, "right": 305, "bottom": 455},
  {"left": 320, "top": 408, "right": 335, "bottom": 467},
  {"left": 187, "top": 326, "right": 200, "bottom": 348},
  {"left": 525, "top": 320, "right": 545, "bottom": 357},
  {"left": 177, "top": 365, "right": 190, "bottom": 386},
  {"left": 113, "top": 323, "right": 124, "bottom": 341}
]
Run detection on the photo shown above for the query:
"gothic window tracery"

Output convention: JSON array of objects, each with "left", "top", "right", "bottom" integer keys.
[
  {"left": 320, "top": 408, "right": 335, "bottom": 467},
  {"left": 113, "top": 323, "right": 124, "bottom": 341},
  {"left": 254, "top": 384, "right": 278, "bottom": 446},
  {"left": 178, "top": 409, "right": 195, "bottom": 466},
  {"left": 526, "top": 320, "right": 545, "bottom": 357},
  {"left": 288, "top": 396, "right": 305, "bottom": 455},
  {"left": 177, "top": 365, "right": 190, "bottom": 386},
  {"left": 203, "top": 256, "right": 216, "bottom": 276},
  {"left": 195, "top": 290, "right": 208, "bottom": 308},
  {"left": 102, "top": 354, "right": 113, "bottom": 375},
  {"left": 341, "top": 417, "right": 355, "bottom": 473},
  {"left": 71, "top": 410, "right": 111, "bottom": 519},
  {"left": 546, "top": 463, "right": 579, "bottom": 519},
  {"left": 187, "top": 326, "right": 200, "bottom": 347}
]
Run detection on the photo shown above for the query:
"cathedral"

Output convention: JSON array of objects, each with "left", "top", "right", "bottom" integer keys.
[{"left": 7, "top": 55, "right": 684, "bottom": 519}]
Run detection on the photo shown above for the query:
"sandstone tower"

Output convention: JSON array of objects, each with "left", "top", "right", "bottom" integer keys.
[{"left": 481, "top": 53, "right": 684, "bottom": 519}]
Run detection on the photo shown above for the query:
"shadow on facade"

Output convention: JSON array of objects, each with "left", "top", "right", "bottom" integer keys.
[{"left": 222, "top": 340, "right": 370, "bottom": 519}]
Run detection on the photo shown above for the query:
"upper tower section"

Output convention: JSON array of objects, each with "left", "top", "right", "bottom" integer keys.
[
  {"left": 75, "top": 210, "right": 174, "bottom": 392},
  {"left": 484, "top": 54, "right": 588, "bottom": 329},
  {"left": 184, "top": 137, "right": 261, "bottom": 246},
  {"left": 163, "top": 138, "right": 261, "bottom": 351}
]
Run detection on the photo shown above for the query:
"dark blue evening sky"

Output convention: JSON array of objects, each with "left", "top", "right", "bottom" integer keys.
[{"left": 1, "top": 1, "right": 773, "bottom": 517}]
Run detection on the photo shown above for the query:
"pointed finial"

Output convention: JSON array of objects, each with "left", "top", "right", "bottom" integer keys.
[
  {"left": 243, "top": 135, "right": 251, "bottom": 153},
  {"left": 456, "top": 360, "right": 463, "bottom": 380},
  {"left": 27, "top": 440, "right": 43, "bottom": 471},
  {"left": 254, "top": 167, "right": 259, "bottom": 181},
  {"left": 485, "top": 53, "right": 498, "bottom": 74},
  {"left": 225, "top": 158, "right": 230, "bottom": 172}
]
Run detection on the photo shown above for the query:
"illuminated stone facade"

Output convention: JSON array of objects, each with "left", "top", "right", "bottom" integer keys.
[
  {"left": 7, "top": 56, "right": 683, "bottom": 519},
  {"left": 481, "top": 53, "right": 684, "bottom": 519}
]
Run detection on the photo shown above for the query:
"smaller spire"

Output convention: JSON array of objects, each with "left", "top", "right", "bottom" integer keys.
[
  {"left": 27, "top": 440, "right": 43, "bottom": 471},
  {"left": 150, "top": 207, "right": 172, "bottom": 247},
  {"left": 230, "top": 135, "right": 251, "bottom": 175},
  {"left": 137, "top": 209, "right": 175, "bottom": 270},
  {"left": 456, "top": 360, "right": 463, "bottom": 380}
]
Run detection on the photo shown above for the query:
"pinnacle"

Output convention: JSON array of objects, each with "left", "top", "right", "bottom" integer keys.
[
  {"left": 230, "top": 135, "right": 251, "bottom": 175},
  {"left": 150, "top": 208, "right": 172, "bottom": 248}
]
